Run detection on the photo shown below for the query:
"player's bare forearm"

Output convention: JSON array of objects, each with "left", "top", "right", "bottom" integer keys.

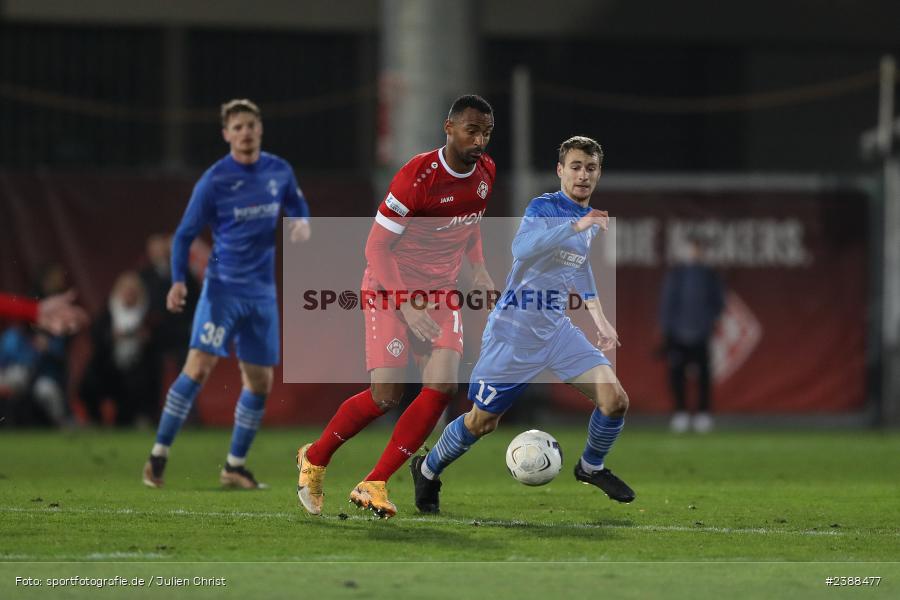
[
  {"left": 399, "top": 301, "right": 441, "bottom": 342},
  {"left": 35, "top": 290, "right": 88, "bottom": 335},
  {"left": 584, "top": 297, "right": 607, "bottom": 322},
  {"left": 466, "top": 223, "right": 485, "bottom": 265},
  {"left": 470, "top": 262, "right": 495, "bottom": 292},
  {"left": 167, "top": 282, "right": 188, "bottom": 313},
  {"left": 289, "top": 218, "right": 311, "bottom": 243},
  {"left": 585, "top": 297, "right": 620, "bottom": 351}
]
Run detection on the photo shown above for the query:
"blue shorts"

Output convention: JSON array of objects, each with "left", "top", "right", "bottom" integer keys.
[
  {"left": 468, "top": 319, "right": 610, "bottom": 414},
  {"left": 189, "top": 282, "right": 280, "bottom": 366}
]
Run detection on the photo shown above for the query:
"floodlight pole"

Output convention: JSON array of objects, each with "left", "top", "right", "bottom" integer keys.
[
  {"left": 877, "top": 55, "right": 900, "bottom": 426},
  {"left": 511, "top": 66, "right": 535, "bottom": 216},
  {"left": 377, "top": 0, "right": 475, "bottom": 177}
]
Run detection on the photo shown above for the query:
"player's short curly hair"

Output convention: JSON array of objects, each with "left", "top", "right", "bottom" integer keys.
[
  {"left": 448, "top": 94, "right": 494, "bottom": 120},
  {"left": 558, "top": 136, "right": 604, "bottom": 166},
  {"left": 220, "top": 99, "right": 261, "bottom": 127}
]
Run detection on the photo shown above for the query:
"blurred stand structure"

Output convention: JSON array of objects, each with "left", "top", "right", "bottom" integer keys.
[{"left": 0, "top": 0, "right": 898, "bottom": 426}]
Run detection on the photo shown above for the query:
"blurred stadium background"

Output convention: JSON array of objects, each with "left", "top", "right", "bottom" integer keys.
[{"left": 1, "top": 0, "right": 899, "bottom": 430}]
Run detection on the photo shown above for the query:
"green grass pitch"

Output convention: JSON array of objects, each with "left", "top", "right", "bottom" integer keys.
[{"left": 1, "top": 427, "right": 898, "bottom": 598}]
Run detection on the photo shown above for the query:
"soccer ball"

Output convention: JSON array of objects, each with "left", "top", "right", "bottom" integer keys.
[{"left": 505, "top": 429, "right": 563, "bottom": 486}]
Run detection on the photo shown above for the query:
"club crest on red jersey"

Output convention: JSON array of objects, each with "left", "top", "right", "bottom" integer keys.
[
  {"left": 477, "top": 180, "right": 489, "bottom": 199},
  {"left": 386, "top": 338, "right": 405, "bottom": 358}
]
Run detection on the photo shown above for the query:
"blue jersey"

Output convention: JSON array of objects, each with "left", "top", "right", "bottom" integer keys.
[
  {"left": 171, "top": 152, "right": 310, "bottom": 300},
  {"left": 487, "top": 190, "right": 600, "bottom": 345}
]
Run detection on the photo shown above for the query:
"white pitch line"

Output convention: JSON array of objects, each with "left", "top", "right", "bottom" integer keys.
[
  {"left": 0, "top": 552, "right": 163, "bottom": 561},
  {"left": 0, "top": 506, "right": 868, "bottom": 538},
  {"left": 83, "top": 552, "right": 164, "bottom": 560}
]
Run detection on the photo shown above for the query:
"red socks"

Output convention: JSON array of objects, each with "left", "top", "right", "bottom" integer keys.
[
  {"left": 306, "top": 388, "right": 385, "bottom": 467},
  {"left": 306, "top": 386, "right": 452, "bottom": 480},
  {"left": 365, "top": 387, "right": 451, "bottom": 482}
]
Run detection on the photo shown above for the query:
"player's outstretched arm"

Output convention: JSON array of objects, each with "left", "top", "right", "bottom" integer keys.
[
  {"left": 511, "top": 217, "right": 577, "bottom": 261},
  {"left": 0, "top": 292, "right": 39, "bottom": 323},
  {"left": 510, "top": 205, "right": 603, "bottom": 262},
  {"left": 0, "top": 291, "right": 87, "bottom": 335},
  {"left": 36, "top": 290, "right": 88, "bottom": 335},
  {"left": 573, "top": 209, "right": 609, "bottom": 233}
]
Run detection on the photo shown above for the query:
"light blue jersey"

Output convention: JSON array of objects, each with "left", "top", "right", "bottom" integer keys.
[
  {"left": 488, "top": 190, "right": 599, "bottom": 345},
  {"left": 171, "top": 151, "right": 310, "bottom": 300},
  {"left": 469, "top": 190, "right": 609, "bottom": 413}
]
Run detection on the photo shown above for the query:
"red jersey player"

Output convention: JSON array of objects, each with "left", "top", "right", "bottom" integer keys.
[{"left": 296, "top": 95, "right": 496, "bottom": 518}]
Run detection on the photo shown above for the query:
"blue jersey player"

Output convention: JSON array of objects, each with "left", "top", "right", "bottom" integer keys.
[
  {"left": 409, "top": 136, "right": 635, "bottom": 512},
  {"left": 142, "top": 99, "right": 311, "bottom": 490}
]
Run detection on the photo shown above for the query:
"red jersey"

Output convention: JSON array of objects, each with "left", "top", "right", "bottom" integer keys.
[{"left": 366, "top": 147, "right": 496, "bottom": 290}]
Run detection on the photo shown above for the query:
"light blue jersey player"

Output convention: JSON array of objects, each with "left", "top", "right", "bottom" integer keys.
[
  {"left": 142, "top": 99, "right": 310, "bottom": 490},
  {"left": 410, "top": 136, "right": 636, "bottom": 513}
]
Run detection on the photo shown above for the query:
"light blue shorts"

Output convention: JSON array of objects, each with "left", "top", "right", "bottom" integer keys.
[{"left": 468, "top": 319, "right": 610, "bottom": 414}]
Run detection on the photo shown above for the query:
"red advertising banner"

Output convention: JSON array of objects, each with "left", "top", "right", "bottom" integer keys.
[
  {"left": 1, "top": 174, "right": 869, "bottom": 424},
  {"left": 555, "top": 188, "right": 869, "bottom": 414}
]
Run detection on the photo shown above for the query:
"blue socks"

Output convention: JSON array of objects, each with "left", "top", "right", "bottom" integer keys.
[
  {"left": 423, "top": 414, "right": 480, "bottom": 479},
  {"left": 227, "top": 389, "right": 267, "bottom": 464},
  {"left": 421, "top": 410, "right": 623, "bottom": 479},
  {"left": 581, "top": 409, "right": 624, "bottom": 471},
  {"left": 153, "top": 375, "right": 266, "bottom": 466},
  {"left": 154, "top": 374, "right": 201, "bottom": 448}
]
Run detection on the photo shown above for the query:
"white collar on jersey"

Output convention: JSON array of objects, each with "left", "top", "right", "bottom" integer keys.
[{"left": 438, "top": 146, "right": 477, "bottom": 179}]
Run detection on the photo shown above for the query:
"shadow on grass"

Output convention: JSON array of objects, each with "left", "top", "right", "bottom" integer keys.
[
  {"left": 295, "top": 513, "right": 496, "bottom": 551},
  {"left": 299, "top": 511, "right": 631, "bottom": 544}
]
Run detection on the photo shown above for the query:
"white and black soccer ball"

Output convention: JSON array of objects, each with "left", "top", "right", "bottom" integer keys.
[{"left": 505, "top": 429, "right": 563, "bottom": 486}]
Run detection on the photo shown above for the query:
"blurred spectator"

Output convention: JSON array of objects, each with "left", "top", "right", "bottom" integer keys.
[
  {"left": 139, "top": 234, "right": 200, "bottom": 413},
  {"left": 0, "top": 265, "right": 76, "bottom": 427},
  {"left": 0, "top": 325, "right": 37, "bottom": 422},
  {"left": 659, "top": 235, "right": 725, "bottom": 433},
  {"left": 79, "top": 271, "right": 156, "bottom": 426}
]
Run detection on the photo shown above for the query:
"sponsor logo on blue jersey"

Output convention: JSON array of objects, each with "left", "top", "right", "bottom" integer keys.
[
  {"left": 233, "top": 202, "right": 280, "bottom": 222},
  {"left": 555, "top": 249, "right": 587, "bottom": 267}
]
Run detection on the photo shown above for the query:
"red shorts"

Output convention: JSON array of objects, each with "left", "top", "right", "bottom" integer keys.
[{"left": 364, "top": 295, "right": 464, "bottom": 371}]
